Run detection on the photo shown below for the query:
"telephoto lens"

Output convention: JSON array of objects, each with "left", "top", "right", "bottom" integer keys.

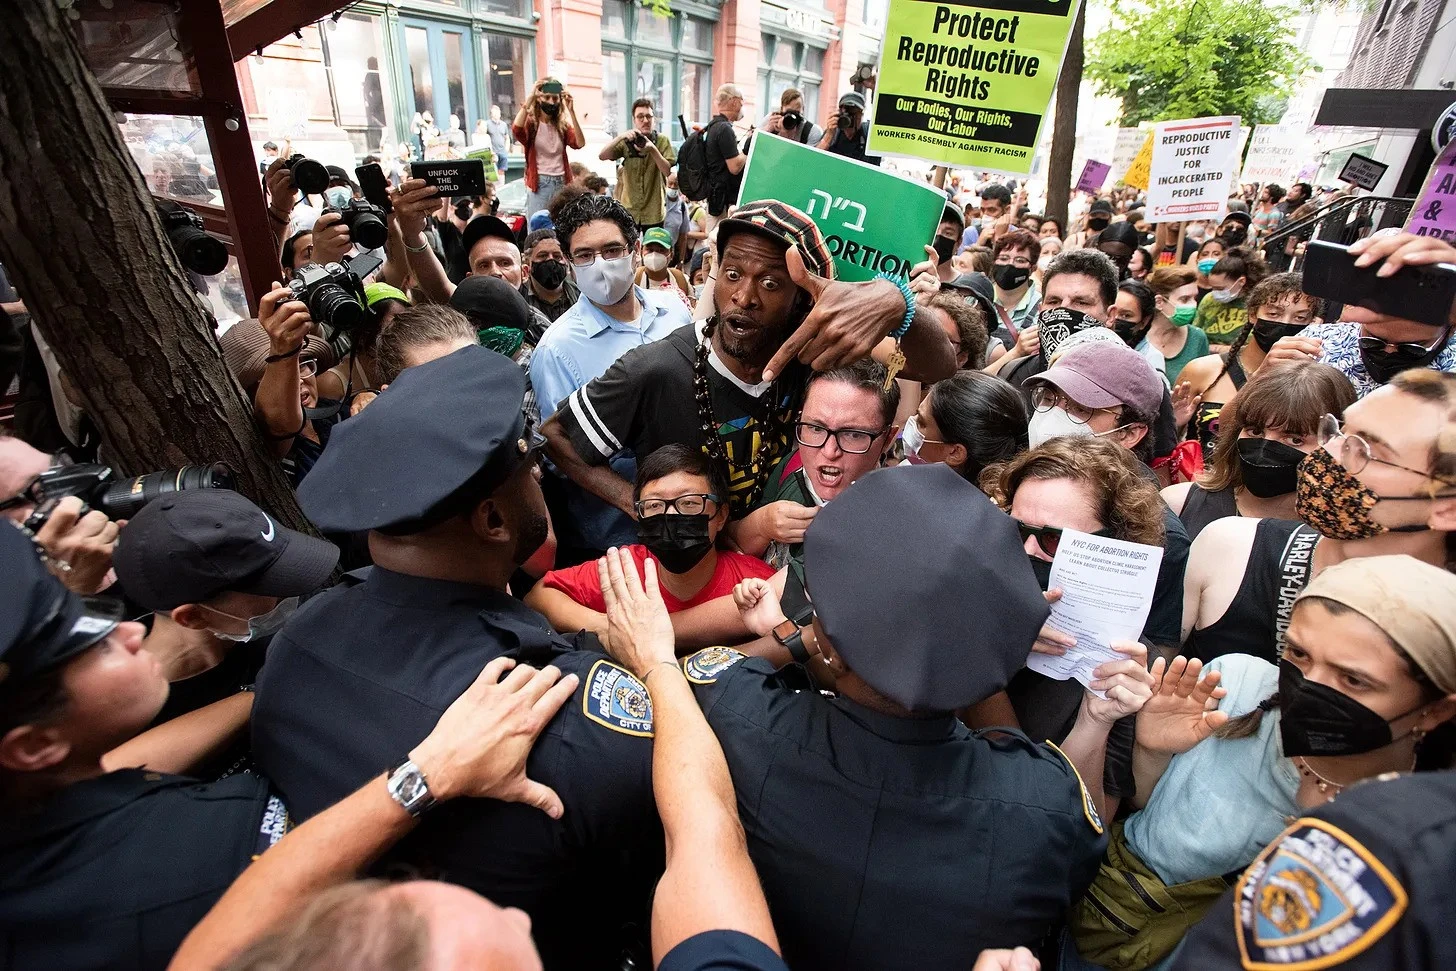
[
  {"left": 344, "top": 201, "right": 388, "bottom": 250},
  {"left": 285, "top": 154, "right": 330, "bottom": 196},
  {"left": 97, "top": 463, "right": 235, "bottom": 520},
  {"left": 156, "top": 200, "right": 229, "bottom": 276},
  {"left": 307, "top": 276, "right": 368, "bottom": 331}
]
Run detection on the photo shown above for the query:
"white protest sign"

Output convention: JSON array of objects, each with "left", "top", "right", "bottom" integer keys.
[
  {"left": 1110, "top": 127, "right": 1146, "bottom": 182},
  {"left": 1338, "top": 152, "right": 1389, "bottom": 191},
  {"left": 1241, "top": 125, "right": 1302, "bottom": 185},
  {"left": 1146, "top": 115, "right": 1242, "bottom": 222},
  {"left": 1025, "top": 529, "right": 1163, "bottom": 697}
]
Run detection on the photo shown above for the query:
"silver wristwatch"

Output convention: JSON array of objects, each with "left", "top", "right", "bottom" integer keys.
[{"left": 385, "top": 758, "right": 437, "bottom": 817}]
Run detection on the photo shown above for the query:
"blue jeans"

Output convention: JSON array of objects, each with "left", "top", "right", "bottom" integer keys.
[{"left": 526, "top": 173, "right": 566, "bottom": 217}]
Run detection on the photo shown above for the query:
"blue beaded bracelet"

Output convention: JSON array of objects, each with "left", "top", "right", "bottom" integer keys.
[{"left": 875, "top": 271, "right": 916, "bottom": 340}]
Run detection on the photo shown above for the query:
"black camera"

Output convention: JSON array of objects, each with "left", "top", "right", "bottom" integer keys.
[
  {"left": 288, "top": 252, "right": 384, "bottom": 332},
  {"left": 326, "top": 198, "right": 388, "bottom": 250},
  {"left": 283, "top": 154, "right": 330, "bottom": 196},
  {"left": 156, "top": 199, "right": 228, "bottom": 276},
  {"left": 627, "top": 130, "right": 652, "bottom": 152},
  {"left": 781, "top": 110, "right": 804, "bottom": 131},
  {"left": 18, "top": 462, "right": 235, "bottom": 532}
]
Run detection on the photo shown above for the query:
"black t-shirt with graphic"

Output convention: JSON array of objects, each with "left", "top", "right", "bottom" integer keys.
[{"left": 556, "top": 324, "right": 802, "bottom": 517}]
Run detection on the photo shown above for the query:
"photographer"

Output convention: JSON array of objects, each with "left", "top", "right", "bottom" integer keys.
[
  {"left": 763, "top": 88, "right": 823, "bottom": 147},
  {"left": 601, "top": 98, "right": 675, "bottom": 233},
  {"left": 816, "top": 92, "right": 880, "bottom": 166},
  {"left": 513, "top": 77, "right": 586, "bottom": 217},
  {"left": 255, "top": 283, "right": 343, "bottom": 486},
  {"left": 1, "top": 436, "right": 117, "bottom": 594}
]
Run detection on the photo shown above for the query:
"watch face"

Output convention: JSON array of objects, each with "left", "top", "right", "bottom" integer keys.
[{"left": 400, "top": 771, "right": 428, "bottom": 803}]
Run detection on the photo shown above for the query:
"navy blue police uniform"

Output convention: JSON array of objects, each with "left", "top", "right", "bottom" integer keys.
[
  {"left": 679, "top": 464, "right": 1108, "bottom": 971},
  {"left": 250, "top": 345, "right": 661, "bottom": 971},
  {"left": 1172, "top": 770, "right": 1456, "bottom": 971},
  {"left": 0, "top": 525, "right": 296, "bottom": 970}
]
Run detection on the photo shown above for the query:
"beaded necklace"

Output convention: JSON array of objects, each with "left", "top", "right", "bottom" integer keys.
[{"left": 694, "top": 316, "right": 791, "bottom": 510}]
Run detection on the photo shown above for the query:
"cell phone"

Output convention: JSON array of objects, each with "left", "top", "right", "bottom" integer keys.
[
  {"left": 540, "top": 80, "right": 564, "bottom": 95},
  {"left": 355, "top": 163, "right": 392, "bottom": 215},
  {"left": 409, "top": 159, "right": 488, "bottom": 196},
  {"left": 1302, "top": 240, "right": 1456, "bottom": 329}
]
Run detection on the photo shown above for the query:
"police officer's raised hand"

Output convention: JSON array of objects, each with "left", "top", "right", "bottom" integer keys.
[
  {"left": 409, "top": 656, "right": 578, "bottom": 818},
  {"left": 310, "top": 210, "right": 352, "bottom": 266},
  {"left": 34, "top": 495, "right": 119, "bottom": 594},
  {"left": 1135, "top": 656, "right": 1230, "bottom": 755},
  {"left": 764, "top": 247, "right": 911, "bottom": 381},
  {"left": 733, "top": 577, "right": 788, "bottom": 637},
  {"left": 598, "top": 546, "right": 676, "bottom": 680},
  {"left": 1082, "top": 640, "right": 1156, "bottom": 726},
  {"left": 972, "top": 947, "right": 1041, "bottom": 971}
]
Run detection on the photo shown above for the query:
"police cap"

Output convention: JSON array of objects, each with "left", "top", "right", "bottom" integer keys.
[
  {"left": 0, "top": 525, "right": 122, "bottom": 689},
  {"left": 802, "top": 463, "right": 1048, "bottom": 712},
  {"left": 297, "top": 345, "right": 541, "bottom": 533}
]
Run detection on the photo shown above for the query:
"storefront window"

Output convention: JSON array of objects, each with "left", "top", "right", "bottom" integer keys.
[
  {"left": 323, "top": 13, "right": 394, "bottom": 153},
  {"left": 405, "top": 27, "right": 434, "bottom": 123},
  {"left": 119, "top": 114, "right": 220, "bottom": 206},
  {"left": 684, "top": 16, "right": 714, "bottom": 53},
  {"left": 603, "top": 50, "right": 628, "bottom": 138},
  {"left": 805, "top": 47, "right": 824, "bottom": 75},
  {"left": 774, "top": 40, "right": 800, "bottom": 72},
  {"left": 681, "top": 62, "right": 712, "bottom": 129},
  {"left": 801, "top": 83, "right": 820, "bottom": 119},
  {"left": 443, "top": 32, "right": 468, "bottom": 126},
  {"left": 484, "top": 34, "right": 532, "bottom": 123},
  {"left": 603, "top": 0, "right": 628, "bottom": 37},
  {"left": 478, "top": 0, "right": 526, "bottom": 17},
  {"left": 636, "top": 57, "right": 672, "bottom": 120},
  {"left": 638, "top": 9, "right": 673, "bottom": 46}
]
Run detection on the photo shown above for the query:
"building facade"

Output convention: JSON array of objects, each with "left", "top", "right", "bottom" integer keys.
[{"left": 236, "top": 0, "right": 892, "bottom": 168}]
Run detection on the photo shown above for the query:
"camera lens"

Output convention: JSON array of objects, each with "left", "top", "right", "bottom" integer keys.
[
  {"left": 289, "top": 156, "right": 330, "bottom": 196},
  {"left": 96, "top": 463, "right": 235, "bottom": 520},
  {"left": 348, "top": 209, "right": 388, "bottom": 250},
  {"left": 309, "top": 281, "right": 366, "bottom": 331},
  {"left": 165, "top": 222, "right": 229, "bottom": 276}
]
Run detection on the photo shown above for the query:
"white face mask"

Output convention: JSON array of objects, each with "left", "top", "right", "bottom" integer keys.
[
  {"left": 902, "top": 413, "right": 926, "bottom": 457},
  {"left": 643, "top": 252, "right": 669, "bottom": 272},
  {"left": 1028, "top": 407, "right": 1098, "bottom": 449},
  {"left": 575, "top": 253, "right": 635, "bottom": 306},
  {"left": 325, "top": 186, "right": 353, "bottom": 209},
  {"left": 1037, "top": 255, "right": 1054, "bottom": 272},
  {"left": 205, "top": 596, "right": 300, "bottom": 644}
]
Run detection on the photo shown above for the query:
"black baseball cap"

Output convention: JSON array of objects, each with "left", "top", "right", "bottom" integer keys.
[
  {"left": 1089, "top": 199, "right": 1115, "bottom": 216},
  {"left": 450, "top": 275, "right": 532, "bottom": 333},
  {"left": 0, "top": 525, "right": 122, "bottom": 689},
  {"left": 462, "top": 215, "right": 519, "bottom": 260},
  {"left": 112, "top": 490, "right": 339, "bottom": 612}
]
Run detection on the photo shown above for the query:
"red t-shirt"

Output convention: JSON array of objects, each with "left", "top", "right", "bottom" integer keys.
[{"left": 541, "top": 544, "right": 774, "bottom": 613}]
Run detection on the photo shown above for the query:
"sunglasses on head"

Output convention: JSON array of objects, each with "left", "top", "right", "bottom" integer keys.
[{"left": 1014, "top": 520, "right": 1110, "bottom": 558}]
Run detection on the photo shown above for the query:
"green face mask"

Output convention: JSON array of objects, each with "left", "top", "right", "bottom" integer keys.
[{"left": 1170, "top": 304, "right": 1198, "bottom": 327}]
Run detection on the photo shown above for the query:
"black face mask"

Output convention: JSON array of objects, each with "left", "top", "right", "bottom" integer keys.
[
  {"left": 636, "top": 513, "right": 714, "bottom": 574},
  {"left": 540, "top": 102, "right": 561, "bottom": 120},
  {"left": 490, "top": 196, "right": 501, "bottom": 215},
  {"left": 1360, "top": 337, "right": 1447, "bottom": 386},
  {"left": 992, "top": 263, "right": 1032, "bottom": 291},
  {"left": 1114, "top": 318, "right": 1150, "bottom": 348},
  {"left": 1087, "top": 216, "right": 1110, "bottom": 232},
  {"left": 933, "top": 234, "right": 957, "bottom": 266},
  {"left": 1236, "top": 437, "right": 1307, "bottom": 498},
  {"left": 1252, "top": 318, "right": 1307, "bottom": 353},
  {"left": 1278, "top": 659, "right": 1425, "bottom": 757},
  {"left": 454, "top": 200, "right": 474, "bottom": 222},
  {"left": 1219, "top": 227, "right": 1248, "bottom": 247},
  {"left": 1027, "top": 555, "right": 1053, "bottom": 591},
  {"left": 531, "top": 259, "right": 569, "bottom": 290}
]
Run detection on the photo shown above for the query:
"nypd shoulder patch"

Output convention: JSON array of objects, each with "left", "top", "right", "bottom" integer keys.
[
  {"left": 1235, "top": 818, "right": 1407, "bottom": 970},
  {"left": 581, "top": 660, "right": 653, "bottom": 737},
  {"left": 1044, "top": 741, "right": 1104, "bottom": 835},
  {"left": 682, "top": 647, "right": 747, "bottom": 684}
]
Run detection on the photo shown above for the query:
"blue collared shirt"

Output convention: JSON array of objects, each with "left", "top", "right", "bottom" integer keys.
[
  {"left": 530, "top": 286, "right": 691, "bottom": 418},
  {"left": 1304, "top": 321, "right": 1456, "bottom": 399}
]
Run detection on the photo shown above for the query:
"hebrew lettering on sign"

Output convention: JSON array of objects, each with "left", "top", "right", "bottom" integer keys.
[{"left": 806, "top": 191, "right": 868, "bottom": 232}]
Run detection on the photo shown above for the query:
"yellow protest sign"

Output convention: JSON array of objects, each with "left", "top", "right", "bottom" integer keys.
[
  {"left": 1122, "top": 132, "right": 1154, "bottom": 190},
  {"left": 866, "top": 0, "right": 1083, "bottom": 175}
]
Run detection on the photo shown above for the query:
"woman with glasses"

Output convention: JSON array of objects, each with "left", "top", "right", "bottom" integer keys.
[
  {"left": 1163, "top": 360, "right": 1355, "bottom": 541},
  {"left": 989, "top": 229, "right": 1042, "bottom": 336},
  {"left": 527, "top": 444, "right": 774, "bottom": 641},
  {"left": 1183, "top": 369, "right": 1456, "bottom": 665},
  {"left": 970, "top": 436, "right": 1167, "bottom": 819},
  {"left": 255, "top": 283, "right": 343, "bottom": 488}
]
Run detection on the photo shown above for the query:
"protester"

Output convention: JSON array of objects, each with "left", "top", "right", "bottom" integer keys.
[
  {"left": 989, "top": 229, "right": 1041, "bottom": 336},
  {"left": 1127, "top": 246, "right": 1152, "bottom": 281},
  {"left": 932, "top": 205, "right": 964, "bottom": 272},
  {"left": 1174, "top": 272, "right": 1326, "bottom": 454},
  {"left": 816, "top": 91, "right": 877, "bottom": 165},
  {"left": 679, "top": 465, "right": 1113, "bottom": 970},
  {"left": 1250, "top": 183, "right": 1286, "bottom": 241},
  {"left": 1193, "top": 247, "right": 1267, "bottom": 348},
  {"left": 978, "top": 183, "right": 1014, "bottom": 246},
  {"left": 959, "top": 200, "right": 983, "bottom": 250},
  {"left": 1095, "top": 222, "right": 1142, "bottom": 281},
  {"left": 991, "top": 248, "right": 1120, "bottom": 389},
  {"left": 1183, "top": 369, "right": 1456, "bottom": 664},
  {"left": 704, "top": 84, "right": 747, "bottom": 225},
  {"left": 915, "top": 288, "right": 988, "bottom": 371},
  {"left": 513, "top": 77, "right": 585, "bottom": 215},
  {"left": 633, "top": 226, "right": 693, "bottom": 307},
  {"left": 1215, "top": 209, "right": 1252, "bottom": 249},
  {"left": 1138, "top": 265, "right": 1208, "bottom": 385},
  {"left": 1074, "top": 555, "right": 1456, "bottom": 970},
  {"left": 1266, "top": 233, "right": 1456, "bottom": 398},
  {"left": 1068, "top": 198, "right": 1113, "bottom": 249},
  {"left": 906, "top": 369, "right": 1027, "bottom": 483},
  {"left": 1190, "top": 236, "right": 1225, "bottom": 300},
  {"left": 518, "top": 228, "right": 579, "bottom": 322},
  {"left": 1110, "top": 278, "right": 1156, "bottom": 358}
]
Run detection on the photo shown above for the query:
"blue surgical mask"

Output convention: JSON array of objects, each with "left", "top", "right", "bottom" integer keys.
[
  {"left": 1197, "top": 258, "right": 1218, "bottom": 275},
  {"left": 326, "top": 186, "right": 353, "bottom": 209},
  {"left": 205, "top": 597, "right": 300, "bottom": 643}
]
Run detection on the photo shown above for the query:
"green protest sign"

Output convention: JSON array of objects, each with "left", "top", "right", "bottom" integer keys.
[
  {"left": 867, "top": 0, "right": 1082, "bottom": 174},
  {"left": 466, "top": 145, "right": 501, "bottom": 183},
  {"left": 736, "top": 133, "right": 946, "bottom": 282}
]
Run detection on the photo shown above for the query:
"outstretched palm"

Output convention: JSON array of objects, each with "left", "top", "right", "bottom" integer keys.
[{"left": 1136, "top": 656, "right": 1230, "bottom": 756}]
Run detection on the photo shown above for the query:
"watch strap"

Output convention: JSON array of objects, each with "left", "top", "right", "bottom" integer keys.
[
  {"left": 772, "top": 620, "right": 810, "bottom": 664},
  {"left": 385, "top": 757, "right": 437, "bottom": 817}
]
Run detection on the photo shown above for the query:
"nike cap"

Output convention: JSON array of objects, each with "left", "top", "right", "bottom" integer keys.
[{"left": 112, "top": 489, "right": 339, "bottom": 612}]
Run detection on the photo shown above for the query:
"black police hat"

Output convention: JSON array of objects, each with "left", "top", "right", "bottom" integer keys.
[
  {"left": 450, "top": 275, "right": 532, "bottom": 333},
  {"left": 461, "top": 215, "right": 519, "bottom": 260},
  {"left": 297, "top": 344, "right": 540, "bottom": 533},
  {"left": 802, "top": 464, "right": 1049, "bottom": 712},
  {"left": 111, "top": 490, "right": 339, "bottom": 613},
  {"left": 0, "top": 525, "right": 122, "bottom": 688}
]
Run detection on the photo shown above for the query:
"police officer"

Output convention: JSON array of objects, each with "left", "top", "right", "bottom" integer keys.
[
  {"left": 677, "top": 464, "right": 1112, "bottom": 971},
  {"left": 0, "top": 524, "right": 288, "bottom": 970},
  {"left": 1172, "top": 770, "right": 1456, "bottom": 969},
  {"left": 249, "top": 344, "right": 661, "bottom": 971}
]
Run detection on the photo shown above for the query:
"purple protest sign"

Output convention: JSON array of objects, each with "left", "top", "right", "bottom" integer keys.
[
  {"left": 1076, "top": 159, "right": 1111, "bottom": 195},
  {"left": 1406, "top": 138, "right": 1456, "bottom": 244}
]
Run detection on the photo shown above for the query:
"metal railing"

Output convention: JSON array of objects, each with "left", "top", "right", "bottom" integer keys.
[{"left": 1261, "top": 196, "right": 1414, "bottom": 270}]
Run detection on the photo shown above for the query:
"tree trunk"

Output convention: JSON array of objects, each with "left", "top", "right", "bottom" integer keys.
[
  {"left": 0, "top": 0, "right": 314, "bottom": 533},
  {"left": 1045, "top": 1, "right": 1087, "bottom": 227}
]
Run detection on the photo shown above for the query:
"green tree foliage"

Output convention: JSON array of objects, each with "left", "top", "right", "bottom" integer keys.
[{"left": 1086, "top": 0, "right": 1313, "bottom": 125}]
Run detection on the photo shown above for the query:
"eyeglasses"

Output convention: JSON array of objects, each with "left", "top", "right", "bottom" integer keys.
[
  {"left": 299, "top": 358, "right": 318, "bottom": 378},
  {"left": 569, "top": 243, "right": 629, "bottom": 267},
  {"left": 1030, "top": 386, "right": 1119, "bottom": 426},
  {"left": 995, "top": 255, "right": 1034, "bottom": 269},
  {"left": 1014, "top": 520, "right": 1111, "bottom": 558},
  {"left": 1316, "top": 413, "right": 1437, "bottom": 480},
  {"left": 795, "top": 421, "right": 887, "bottom": 454},
  {"left": 634, "top": 493, "right": 720, "bottom": 518},
  {"left": 1355, "top": 330, "right": 1449, "bottom": 358}
]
